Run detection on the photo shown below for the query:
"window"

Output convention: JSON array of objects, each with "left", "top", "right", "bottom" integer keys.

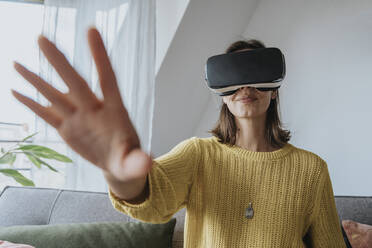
[
  {"left": 0, "top": 1, "right": 67, "bottom": 191},
  {"left": 1, "top": 0, "right": 133, "bottom": 192},
  {"left": 0, "top": 1, "right": 43, "bottom": 129}
]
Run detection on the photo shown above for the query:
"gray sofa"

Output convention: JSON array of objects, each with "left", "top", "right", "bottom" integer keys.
[{"left": 0, "top": 186, "right": 371, "bottom": 248}]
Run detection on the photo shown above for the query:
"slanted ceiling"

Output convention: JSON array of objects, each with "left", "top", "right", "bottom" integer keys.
[{"left": 152, "top": 0, "right": 260, "bottom": 156}]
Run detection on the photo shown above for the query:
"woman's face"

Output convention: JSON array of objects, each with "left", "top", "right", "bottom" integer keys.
[
  {"left": 222, "top": 47, "right": 277, "bottom": 119},
  {"left": 222, "top": 86, "right": 277, "bottom": 119}
]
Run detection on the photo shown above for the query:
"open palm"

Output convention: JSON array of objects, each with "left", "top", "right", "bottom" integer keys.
[{"left": 12, "top": 27, "right": 153, "bottom": 184}]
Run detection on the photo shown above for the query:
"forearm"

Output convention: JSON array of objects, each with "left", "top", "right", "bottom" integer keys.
[{"left": 103, "top": 171, "right": 149, "bottom": 204}]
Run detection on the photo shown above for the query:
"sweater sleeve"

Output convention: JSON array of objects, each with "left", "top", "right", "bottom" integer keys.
[
  {"left": 303, "top": 160, "right": 346, "bottom": 247},
  {"left": 108, "top": 136, "right": 200, "bottom": 224}
]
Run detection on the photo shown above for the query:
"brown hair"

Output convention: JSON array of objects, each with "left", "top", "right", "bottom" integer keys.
[{"left": 208, "top": 39, "right": 291, "bottom": 148}]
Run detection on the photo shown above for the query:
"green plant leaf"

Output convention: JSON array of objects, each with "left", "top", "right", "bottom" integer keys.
[
  {"left": 37, "top": 157, "right": 59, "bottom": 173},
  {"left": 17, "top": 145, "right": 72, "bottom": 163},
  {"left": 8, "top": 153, "right": 16, "bottom": 165},
  {"left": 0, "top": 169, "right": 35, "bottom": 186},
  {"left": 21, "top": 132, "right": 38, "bottom": 142},
  {"left": 24, "top": 152, "right": 58, "bottom": 172},
  {"left": 25, "top": 153, "right": 41, "bottom": 169},
  {"left": 0, "top": 153, "right": 16, "bottom": 165}
]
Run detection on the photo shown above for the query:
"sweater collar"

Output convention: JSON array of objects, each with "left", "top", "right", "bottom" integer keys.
[{"left": 211, "top": 136, "right": 295, "bottom": 161}]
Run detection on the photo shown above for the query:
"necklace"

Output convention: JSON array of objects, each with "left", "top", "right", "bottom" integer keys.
[
  {"left": 245, "top": 202, "right": 254, "bottom": 219},
  {"left": 243, "top": 144, "right": 284, "bottom": 219}
]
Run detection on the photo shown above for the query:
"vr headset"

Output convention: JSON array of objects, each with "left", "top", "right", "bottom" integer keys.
[{"left": 204, "top": 47, "right": 286, "bottom": 96}]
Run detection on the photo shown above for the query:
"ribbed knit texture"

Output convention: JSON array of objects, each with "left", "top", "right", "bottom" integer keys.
[{"left": 108, "top": 136, "right": 346, "bottom": 247}]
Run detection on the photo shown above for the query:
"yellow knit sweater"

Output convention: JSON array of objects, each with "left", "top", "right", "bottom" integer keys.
[{"left": 108, "top": 136, "right": 346, "bottom": 247}]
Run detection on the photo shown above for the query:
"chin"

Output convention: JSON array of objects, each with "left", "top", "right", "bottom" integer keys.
[{"left": 237, "top": 112, "right": 256, "bottom": 118}]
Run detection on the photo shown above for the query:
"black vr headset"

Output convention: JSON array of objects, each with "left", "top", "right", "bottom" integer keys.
[{"left": 204, "top": 47, "right": 286, "bottom": 96}]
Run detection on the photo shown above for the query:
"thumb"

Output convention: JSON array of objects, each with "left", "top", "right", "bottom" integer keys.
[
  {"left": 121, "top": 148, "right": 153, "bottom": 180},
  {"left": 106, "top": 145, "right": 153, "bottom": 182}
]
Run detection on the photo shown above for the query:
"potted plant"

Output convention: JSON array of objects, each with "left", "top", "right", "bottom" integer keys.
[{"left": 0, "top": 132, "right": 72, "bottom": 186}]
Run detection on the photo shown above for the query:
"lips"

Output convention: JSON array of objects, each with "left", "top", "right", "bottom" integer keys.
[
  {"left": 239, "top": 98, "right": 257, "bottom": 103},
  {"left": 238, "top": 96, "right": 257, "bottom": 101}
]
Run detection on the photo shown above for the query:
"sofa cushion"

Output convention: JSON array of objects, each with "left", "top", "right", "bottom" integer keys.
[
  {"left": 341, "top": 219, "right": 372, "bottom": 248},
  {"left": 0, "top": 240, "right": 35, "bottom": 248},
  {"left": 0, "top": 219, "right": 176, "bottom": 248}
]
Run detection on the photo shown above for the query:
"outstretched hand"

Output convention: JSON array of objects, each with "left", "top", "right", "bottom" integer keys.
[{"left": 12, "top": 27, "right": 153, "bottom": 184}]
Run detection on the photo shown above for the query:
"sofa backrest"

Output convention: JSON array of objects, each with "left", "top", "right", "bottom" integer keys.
[
  {"left": 0, "top": 186, "right": 185, "bottom": 248},
  {"left": 335, "top": 196, "right": 372, "bottom": 225},
  {"left": 0, "top": 186, "right": 371, "bottom": 248}
]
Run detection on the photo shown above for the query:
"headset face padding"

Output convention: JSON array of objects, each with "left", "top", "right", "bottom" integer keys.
[{"left": 204, "top": 47, "right": 286, "bottom": 96}]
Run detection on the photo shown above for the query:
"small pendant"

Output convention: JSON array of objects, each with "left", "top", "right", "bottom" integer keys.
[{"left": 245, "top": 202, "right": 254, "bottom": 219}]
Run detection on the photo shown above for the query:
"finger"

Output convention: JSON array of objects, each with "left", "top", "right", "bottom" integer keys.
[
  {"left": 87, "top": 27, "right": 123, "bottom": 106},
  {"left": 11, "top": 90, "right": 62, "bottom": 128},
  {"left": 13, "top": 62, "right": 76, "bottom": 117},
  {"left": 37, "top": 35, "right": 100, "bottom": 109}
]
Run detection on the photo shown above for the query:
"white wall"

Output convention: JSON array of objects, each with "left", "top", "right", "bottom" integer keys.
[
  {"left": 196, "top": 0, "right": 372, "bottom": 196},
  {"left": 151, "top": 0, "right": 260, "bottom": 157}
]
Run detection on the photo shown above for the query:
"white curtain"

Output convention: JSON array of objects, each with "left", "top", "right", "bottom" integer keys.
[{"left": 37, "top": 0, "right": 156, "bottom": 192}]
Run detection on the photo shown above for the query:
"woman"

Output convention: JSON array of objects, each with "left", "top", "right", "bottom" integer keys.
[{"left": 12, "top": 27, "right": 346, "bottom": 247}]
